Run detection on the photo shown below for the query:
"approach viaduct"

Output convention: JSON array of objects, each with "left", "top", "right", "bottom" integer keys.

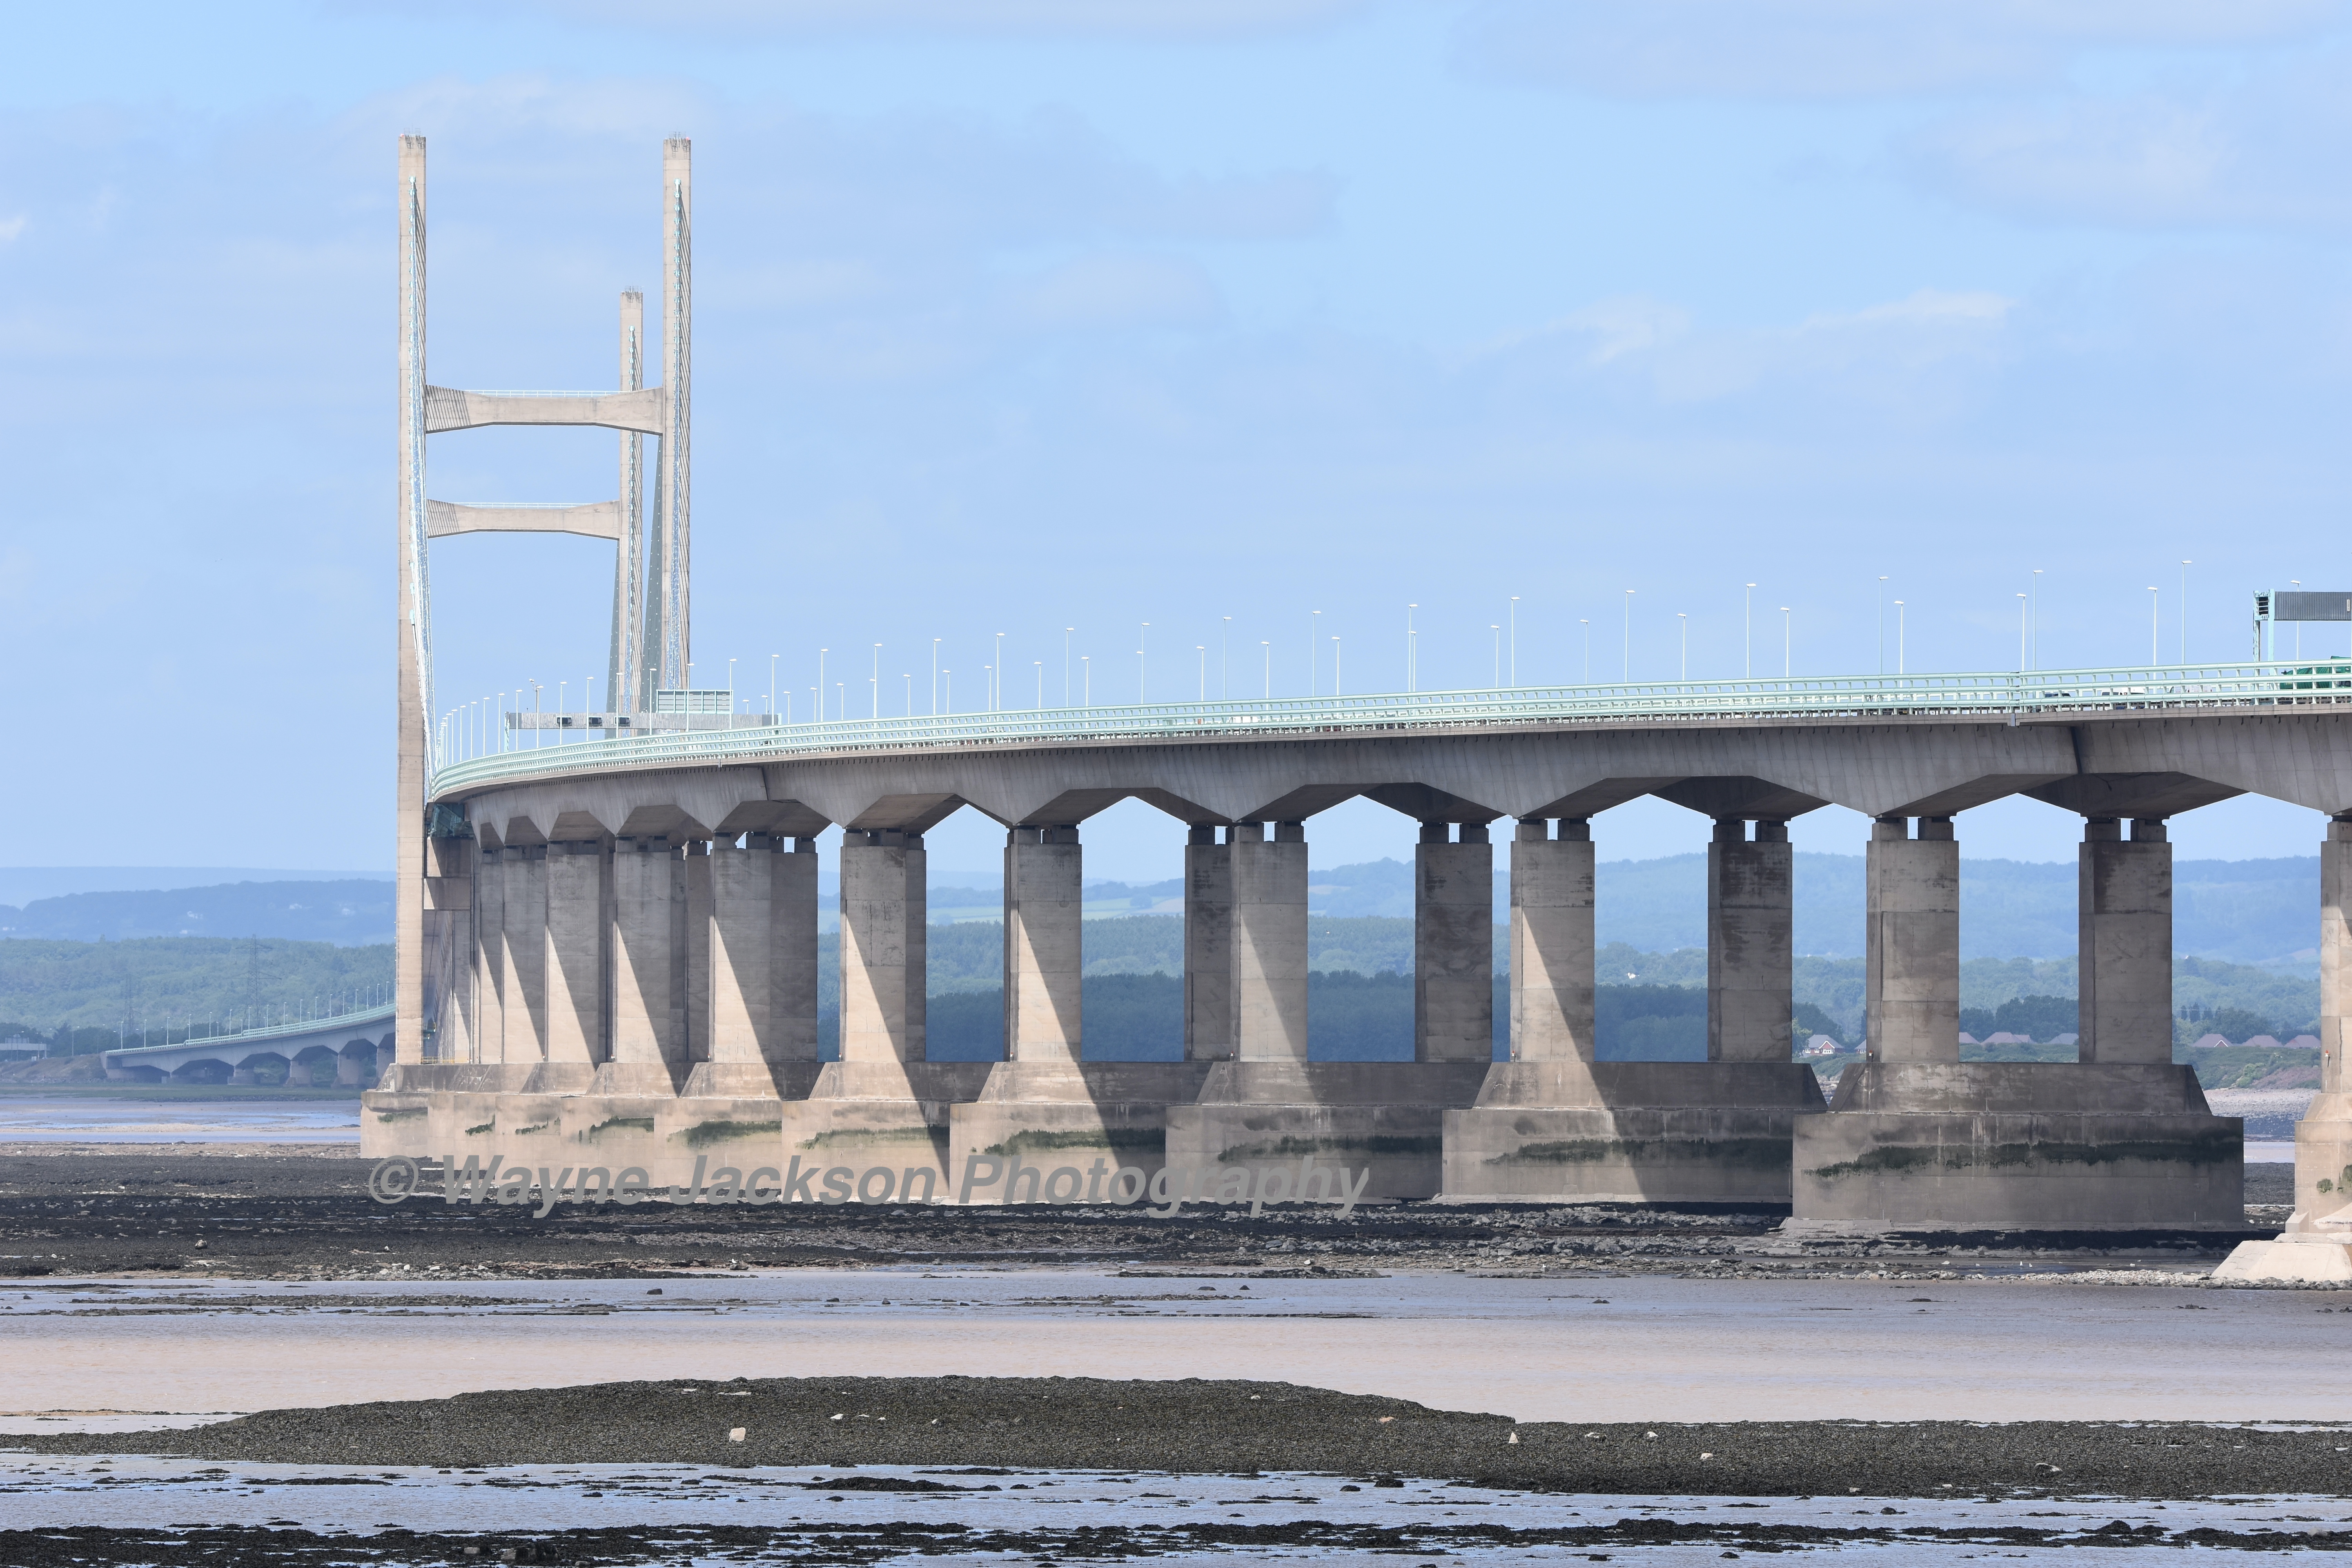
[{"left": 374, "top": 135, "right": 2350, "bottom": 1253}]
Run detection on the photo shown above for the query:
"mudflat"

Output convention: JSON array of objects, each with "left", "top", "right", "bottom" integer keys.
[{"left": 0, "top": 1151, "right": 2292, "bottom": 1281}]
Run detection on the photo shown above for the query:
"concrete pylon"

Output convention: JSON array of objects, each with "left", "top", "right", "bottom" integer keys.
[
  {"left": 393, "top": 134, "right": 430, "bottom": 1067},
  {"left": 1708, "top": 819, "right": 1793, "bottom": 1064},
  {"left": 1415, "top": 823, "right": 1493, "bottom": 1062},
  {"left": 771, "top": 837, "right": 821, "bottom": 1064},
  {"left": 610, "top": 837, "right": 684, "bottom": 1088},
  {"left": 706, "top": 838, "right": 773, "bottom": 1065},
  {"left": 609, "top": 290, "right": 644, "bottom": 714},
  {"left": 473, "top": 846, "right": 506, "bottom": 1063},
  {"left": 2078, "top": 817, "right": 2173, "bottom": 1063},
  {"left": 2307, "top": 818, "right": 2352, "bottom": 1219},
  {"left": 1183, "top": 825, "right": 1233, "bottom": 1060},
  {"left": 648, "top": 138, "right": 692, "bottom": 696},
  {"left": 504, "top": 844, "right": 549, "bottom": 1062},
  {"left": 683, "top": 841, "right": 713, "bottom": 1065},
  {"left": 1005, "top": 825, "right": 1082, "bottom": 1063},
  {"left": 1230, "top": 821, "right": 1309, "bottom": 1062},
  {"left": 543, "top": 840, "right": 603, "bottom": 1065},
  {"left": 1864, "top": 816, "right": 1959, "bottom": 1062},
  {"left": 1508, "top": 818, "right": 1594, "bottom": 1061},
  {"left": 839, "top": 829, "right": 927, "bottom": 1062}
]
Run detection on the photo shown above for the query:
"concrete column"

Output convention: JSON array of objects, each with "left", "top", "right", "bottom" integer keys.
[
  {"left": 707, "top": 837, "right": 772, "bottom": 1063},
  {"left": 2324, "top": 819, "right": 2352, "bottom": 1097},
  {"left": 429, "top": 837, "right": 476, "bottom": 1065},
  {"left": 474, "top": 848, "right": 507, "bottom": 1063},
  {"left": 504, "top": 844, "right": 548, "bottom": 1062},
  {"left": 1183, "top": 825, "right": 1234, "bottom": 1060},
  {"left": 543, "top": 840, "right": 603, "bottom": 1065},
  {"left": 1005, "top": 825, "right": 1083, "bottom": 1063},
  {"left": 1416, "top": 823, "right": 1494, "bottom": 1062},
  {"left": 1708, "top": 819, "right": 1794, "bottom": 1063},
  {"left": 1510, "top": 818, "right": 1595, "bottom": 1061},
  {"left": 1230, "top": 820, "right": 1309, "bottom": 1062},
  {"left": 1864, "top": 816, "right": 1960, "bottom": 1063},
  {"left": 840, "top": 829, "right": 928, "bottom": 1062},
  {"left": 2077, "top": 817, "right": 2174, "bottom": 1064},
  {"left": 611, "top": 837, "right": 684, "bottom": 1070},
  {"left": 684, "top": 841, "right": 713, "bottom": 1065},
  {"left": 771, "top": 837, "right": 820, "bottom": 1062}
]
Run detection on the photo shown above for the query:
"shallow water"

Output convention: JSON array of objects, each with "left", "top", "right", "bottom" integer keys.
[
  {"left": 0, "top": 1458, "right": 2345, "bottom": 1562},
  {"left": 0, "top": 1095, "right": 359, "bottom": 1143},
  {"left": 3, "top": 1267, "right": 2344, "bottom": 1430}
]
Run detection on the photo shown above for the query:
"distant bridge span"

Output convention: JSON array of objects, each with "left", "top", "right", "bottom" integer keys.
[{"left": 105, "top": 1005, "right": 394, "bottom": 1087}]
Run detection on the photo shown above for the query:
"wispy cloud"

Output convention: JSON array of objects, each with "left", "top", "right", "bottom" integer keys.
[
  {"left": 379, "top": 0, "right": 1374, "bottom": 40},
  {"left": 1905, "top": 47, "right": 2352, "bottom": 230},
  {"left": 1454, "top": 0, "right": 2346, "bottom": 99}
]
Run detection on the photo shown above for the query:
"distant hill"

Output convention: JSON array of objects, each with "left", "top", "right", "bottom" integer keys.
[{"left": 0, "top": 881, "right": 395, "bottom": 946}]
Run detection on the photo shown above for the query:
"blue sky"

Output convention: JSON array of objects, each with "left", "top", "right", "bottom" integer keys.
[{"left": 5, "top": 0, "right": 2352, "bottom": 880}]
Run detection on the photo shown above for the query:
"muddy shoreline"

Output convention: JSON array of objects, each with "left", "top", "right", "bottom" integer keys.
[{"left": 0, "top": 1151, "right": 2291, "bottom": 1282}]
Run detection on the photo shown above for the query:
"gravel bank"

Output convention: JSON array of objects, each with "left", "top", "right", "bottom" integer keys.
[{"left": 20, "top": 1376, "right": 2352, "bottom": 1499}]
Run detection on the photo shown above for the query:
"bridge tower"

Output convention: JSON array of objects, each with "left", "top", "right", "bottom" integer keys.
[{"left": 394, "top": 135, "right": 693, "bottom": 1064}]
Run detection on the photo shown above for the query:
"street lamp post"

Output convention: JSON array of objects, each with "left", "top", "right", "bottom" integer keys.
[
  {"left": 1406, "top": 604, "right": 1417, "bottom": 693},
  {"left": 1780, "top": 607, "right": 1791, "bottom": 677},
  {"left": 1261, "top": 640, "right": 1271, "bottom": 699},
  {"left": 1677, "top": 612, "right": 1687, "bottom": 681}
]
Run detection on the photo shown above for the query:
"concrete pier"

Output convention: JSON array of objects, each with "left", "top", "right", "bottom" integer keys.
[
  {"left": 2225, "top": 817, "right": 2352, "bottom": 1278},
  {"left": 1004, "top": 826, "right": 1082, "bottom": 1063},
  {"left": 1448, "top": 815, "right": 1823, "bottom": 1203},
  {"left": 1864, "top": 816, "right": 1959, "bottom": 1062},
  {"left": 838, "top": 829, "right": 926, "bottom": 1063},
  {"left": 1414, "top": 823, "right": 1494, "bottom": 1063},
  {"left": 1708, "top": 818, "right": 1792, "bottom": 1064},
  {"left": 610, "top": 837, "right": 683, "bottom": 1091},
  {"left": 1230, "top": 821, "right": 1308, "bottom": 1061},
  {"left": 2078, "top": 818, "right": 2173, "bottom": 1063},
  {"left": 1183, "top": 826, "right": 1234, "bottom": 1061},
  {"left": 473, "top": 847, "right": 506, "bottom": 1062},
  {"left": 544, "top": 839, "right": 602, "bottom": 1066},
  {"left": 1508, "top": 818, "right": 1594, "bottom": 1062},
  {"left": 505, "top": 843, "right": 549, "bottom": 1063},
  {"left": 1796, "top": 815, "right": 2241, "bottom": 1233},
  {"left": 950, "top": 822, "right": 1219, "bottom": 1198},
  {"left": 783, "top": 828, "right": 972, "bottom": 1192},
  {"left": 772, "top": 837, "right": 820, "bottom": 1065}
]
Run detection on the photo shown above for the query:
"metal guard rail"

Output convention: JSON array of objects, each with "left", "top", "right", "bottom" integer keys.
[
  {"left": 429, "top": 658, "right": 2352, "bottom": 799},
  {"left": 109, "top": 1004, "right": 399, "bottom": 1058}
]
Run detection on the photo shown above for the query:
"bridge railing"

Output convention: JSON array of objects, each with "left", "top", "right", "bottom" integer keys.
[{"left": 427, "top": 657, "right": 2352, "bottom": 798}]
